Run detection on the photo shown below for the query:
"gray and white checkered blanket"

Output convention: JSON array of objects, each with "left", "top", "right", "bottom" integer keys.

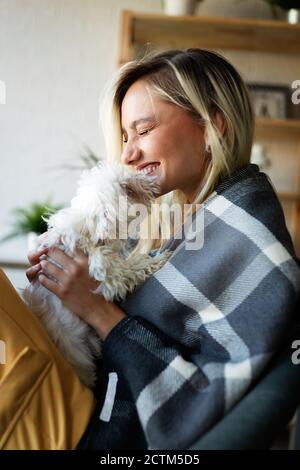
[{"left": 77, "top": 163, "right": 300, "bottom": 450}]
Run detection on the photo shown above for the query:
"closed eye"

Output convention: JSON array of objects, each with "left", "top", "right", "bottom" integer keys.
[
  {"left": 123, "top": 129, "right": 151, "bottom": 144},
  {"left": 138, "top": 129, "right": 150, "bottom": 136}
]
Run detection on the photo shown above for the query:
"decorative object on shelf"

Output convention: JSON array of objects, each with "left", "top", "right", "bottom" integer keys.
[
  {"left": 250, "top": 143, "right": 271, "bottom": 170},
  {"left": 248, "top": 83, "right": 290, "bottom": 119},
  {"left": 162, "top": 0, "right": 203, "bottom": 16},
  {"left": 0, "top": 200, "right": 64, "bottom": 250},
  {"left": 261, "top": 1, "right": 300, "bottom": 22},
  {"left": 287, "top": 8, "right": 300, "bottom": 23}
]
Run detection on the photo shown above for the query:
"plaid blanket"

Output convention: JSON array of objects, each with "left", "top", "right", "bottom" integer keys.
[{"left": 77, "top": 163, "right": 300, "bottom": 450}]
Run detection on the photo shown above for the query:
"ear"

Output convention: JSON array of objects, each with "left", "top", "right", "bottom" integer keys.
[
  {"left": 204, "top": 110, "right": 226, "bottom": 152},
  {"left": 213, "top": 110, "right": 226, "bottom": 137}
]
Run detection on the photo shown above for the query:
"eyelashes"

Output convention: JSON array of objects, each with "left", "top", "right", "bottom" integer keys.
[{"left": 122, "top": 128, "right": 152, "bottom": 143}]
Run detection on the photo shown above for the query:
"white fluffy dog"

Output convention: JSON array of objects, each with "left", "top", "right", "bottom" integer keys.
[{"left": 23, "top": 161, "right": 170, "bottom": 387}]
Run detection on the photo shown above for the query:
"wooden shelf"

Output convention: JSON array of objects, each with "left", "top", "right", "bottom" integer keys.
[
  {"left": 120, "top": 11, "right": 300, "bottom": 63},
  {"left": 255, "top": 117, "right": 300, "bottom": 141},
  {"left": 278, "top": 192, "right": 300, "bottom": 202}
]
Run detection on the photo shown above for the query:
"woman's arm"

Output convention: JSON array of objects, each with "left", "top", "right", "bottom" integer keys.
[
  {"left": 29, "top": 234, "right": 300, "bottom": 451},
  {"left": 31, "top": 246, "right": 215, "bottom": 450}
]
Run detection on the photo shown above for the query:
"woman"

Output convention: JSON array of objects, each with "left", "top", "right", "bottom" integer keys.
[{"left": 1, "top": 48, "right": 299, "bottom": 450}]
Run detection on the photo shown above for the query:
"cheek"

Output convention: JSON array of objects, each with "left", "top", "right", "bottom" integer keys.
[
  {"left": 164, "top": 123, "right": 201, "bottom": 158},
  {"left": 143, "top": 129, "right": 181, "bottom": 161}
]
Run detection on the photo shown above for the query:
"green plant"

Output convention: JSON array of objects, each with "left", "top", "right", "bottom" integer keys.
[
  {"left": 0, "top": 199, "right": 64, "bottom": 243},
  {"left": 59, "top": 145, "right": 101, "bottom": 171}
]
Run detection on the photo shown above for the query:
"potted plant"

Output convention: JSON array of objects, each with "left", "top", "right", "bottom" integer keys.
[
  {"left": 0, "top": 199, "right": 64, "bottom": 250},
  {"left": 162, "top": 0, "right": 203, "bottom": 16},
  {"left": 262, "top": 0, "right": 300, "bottom": 22},
  {"left": 59, "top": 145, "right": 101, "bottom": 171}
]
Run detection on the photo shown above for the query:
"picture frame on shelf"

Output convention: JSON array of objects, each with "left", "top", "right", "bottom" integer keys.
[{"left": 247, "top": 83, "right": 290, "bottom": 120}]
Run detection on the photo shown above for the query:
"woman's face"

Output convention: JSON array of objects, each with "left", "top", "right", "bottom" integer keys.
[{"left": 120, "top": 79, "right": 208, "bottom": 202}]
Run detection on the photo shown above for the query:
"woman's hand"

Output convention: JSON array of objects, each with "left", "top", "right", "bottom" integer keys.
[
  {"left": 35, "top": 246, "right": 126, "bottom": 341},
  {"left": 26, "top": 232, "right": 50, "bottom": 283},
  {"left": 26, "top": 246, "right": 49, "bottom": 283}
]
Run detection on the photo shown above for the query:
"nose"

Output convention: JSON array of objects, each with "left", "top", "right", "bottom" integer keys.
[{"left": 120, "top": 140, "right": 142, "bottom": 166}]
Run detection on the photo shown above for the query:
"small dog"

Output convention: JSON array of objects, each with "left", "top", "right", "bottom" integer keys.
[{"left": 23, "top": 161, "right": 170, "bottom": 387}]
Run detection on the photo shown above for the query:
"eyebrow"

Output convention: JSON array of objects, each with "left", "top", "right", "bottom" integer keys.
[{"left": 121, "top": 116, "right": 155, "bottom": 133}]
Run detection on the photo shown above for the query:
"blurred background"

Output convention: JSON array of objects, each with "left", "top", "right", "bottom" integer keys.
[{"left": 1, "top": 0, "right": 300, "bottom": 292}]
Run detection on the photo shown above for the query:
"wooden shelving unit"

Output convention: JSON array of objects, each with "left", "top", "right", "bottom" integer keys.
[
  {"left": 119, "top": 11, "right": 300, "bottom": 255},
  {"left": 255, "top": 117, "right": 300, "bottom": 141},
  {"left": 119, "top": 11, "right": 300, "bottom": 64},
  {"left": 279, "top": 192, "right": 300, "bottom": 202}
]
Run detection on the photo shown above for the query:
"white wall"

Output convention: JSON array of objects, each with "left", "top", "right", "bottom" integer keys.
[
  {"left": 0, "top": 0, "right": 162, "bottom": 287},
  {"left": 0, "top": 0, "right": 160, "bottom": 235},
  {"left": 0, "top": 0, "right": 294, "bottom": 289}
]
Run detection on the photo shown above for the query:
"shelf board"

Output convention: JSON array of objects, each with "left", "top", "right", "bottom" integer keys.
[
  {"left": 121, "top": 10, "right": 300, "bottom": 63},
  {"left": 278, "top": 192, "right": 300, "bottom": 202},
  {"left": 255, "top": 117, "right": 300, "bottom": 141}
]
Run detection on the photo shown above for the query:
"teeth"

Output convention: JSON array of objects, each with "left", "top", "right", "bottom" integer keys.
[{"left": 137, "top": 163, "right": 159, "bottom": 175}]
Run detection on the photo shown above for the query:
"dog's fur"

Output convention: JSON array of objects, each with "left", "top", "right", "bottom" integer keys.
[{"left": 22, "top": 162, "right": 170, "bottom": 387}]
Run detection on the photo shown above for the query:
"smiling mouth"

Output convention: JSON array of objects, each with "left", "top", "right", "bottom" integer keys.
[{"left": 137, "top": 162, "right": 160, "bottom": 176}]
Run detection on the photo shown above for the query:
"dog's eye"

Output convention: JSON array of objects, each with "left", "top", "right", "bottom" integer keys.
[{"left": 125, "top": 187, "right": 136, "bottom": 198}]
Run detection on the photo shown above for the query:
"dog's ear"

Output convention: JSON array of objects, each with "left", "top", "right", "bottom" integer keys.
[{"left": 120, "top": 174, "right": 159, "bottom": 204}]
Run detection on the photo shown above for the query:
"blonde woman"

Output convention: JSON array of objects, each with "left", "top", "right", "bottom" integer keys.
[{"left": 1, "top": 49, "right": 299, "bottom": 450}]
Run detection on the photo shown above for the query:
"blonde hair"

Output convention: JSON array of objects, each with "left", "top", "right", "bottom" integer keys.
[{"left": 99, "top": 49, "right": 254, "bottom": 254}]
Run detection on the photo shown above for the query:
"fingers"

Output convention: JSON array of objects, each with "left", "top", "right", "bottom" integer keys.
[
  {"left": 26, "top": 263, "right": 42, "bottom": 283},
  {"left": 27, "top": 245, "right": 89, "bottom": 287},
  {"left": 47, "top": 246, "right": 75, "bottom": 271},
  {"left": 38, "top": 259, "right": 77, "bottom": 299},
  {"left": 27, "top": 246, "right": 49, "bottom": 266},
  {"left": 38, "top": 273, "right": 61, "bottom": 297},
  {"left": 39, "top": 257, "right": 68, "bottom": 284}
]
